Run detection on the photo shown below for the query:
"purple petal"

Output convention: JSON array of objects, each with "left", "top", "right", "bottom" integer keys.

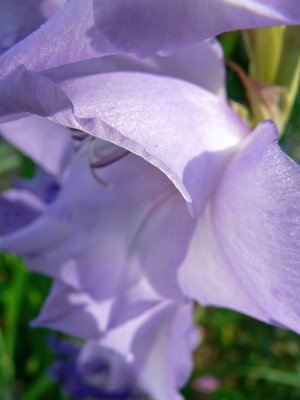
[
  {"left": 0, "top": 189, "right": 44, "bottom": 235},
  {"left": 78, "top": 343, "right": 137, "bottom": 393},
  {"left": 0, "top": 70, "right": 247, "bottom": 299},
  {"left": 33, "top": 277, "right": 164, "bottom": 338},
  {"left": 0, "top": 0, "right": 66, "bottom": 54},
  {"left": 93, "top": 0, "right": 300, "bottom": 57},
  {"left": 179, "top": 121, "right": 300, "bottom": 333},
  {"left": 132, "top": 302, "right": 198, "bottom": 400},
  {"left": 0, "top": 69, "right": 247, "bottom": 214},
  {"left": 0, "top": 0, "right": 299, "bottom": 77},
  {"left": 133, "top": 193, "right": 195, "bottom": 299},
  {"left": 33, "top": 279, "right": 198, "bottom": 400},
  {"left": 1, "top": 115, "right": 73, "bottom": 178},
  {"left": 0, "top": 142, "right": 179, "bottom": 300},
  {"left": 150, "top": 39, "right": 226, "bottom": 99},
  {"left": 0, "top": 0, "right": 106, "bottom": 78},
  {"left": 107, "top": 278, "right": 163, "bottom": 329},
  {"left": 61, "top": 72, "right": 247, "bottom": 215},
  {"left": 0, "top": 67, "right": 75, "bottom": 123},
  {"left": 101, "top": 302, "right": 198, "bottom": 400},
  {"left": 14, "top": 169, "right": 60, "bottom": 204},
  {"left": 31, "top": 281, "right": 113, "bottom": 339},
  {"left": 49, "top": 338, "right": 147, "bottom": 399},
  {"left": 45, "top": 38, "right": 226, "bottom": 99}
]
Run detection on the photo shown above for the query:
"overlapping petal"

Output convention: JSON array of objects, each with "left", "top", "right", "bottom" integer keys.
[
  {"left": 0, "top": 117, "right": 70, "bottom": 236},
  {"left": 0, "top": 69, "right": 247, "bottom": 214},
  {"left": 33, "top": 276, "right": 197, "bottom": 400},
  {"left": 179, "top": 121, "right": 300, "bottom": 334},
  {"left": 100, "top": 301, "right": 198, "bottom": 400},
  {"left": 0, "top": 67, "right": 253, "bottom": 303},
  {"left": 0, "top": 0, "right": 299, "bottom": 78},
  {"left": 31, "top": 281, "right": 112, "bottom": 339},
  {"left": 0, "top": 0, "right": 102, "bottom": 78},
  {"left": 1, "top": 2, "right": 299, "bottom": 399},
  {"left": 44, "top": 38, "right": 226, "bottom": 100},
  {"left": 33, "top": 277, "right": 162, "bottom": 337},
  {"left": 0, "top": 142, "right": 180, "bottom": 299},
  {"left": 2, "top": 52, "right": 300, "bottom": 340},
  {"left": 0, "top": 189, "right": 45, "bottom": 235},
  {"left": 38, "top": 295, "right": 196, "bottom": 400},
  {"left": 0, "top": 0, "right": 66, "bottom": 54},
  {"left": 78, "top": 343, "right": 138, "bottom": 395},
  {"left": 13, "top": 169, "right": 60, "bottom": 203},
  {"left": 48, "top": 338, "right": 145, "bottom": 399},
  {"left": 94, "top": 0, "right": 300, "bottom": 57}
]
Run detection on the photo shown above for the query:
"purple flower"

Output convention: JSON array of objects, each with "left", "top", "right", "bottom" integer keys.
[
  {"left": 36, "top": 280, "right": 198, "bottom": 400},
  {"left": 0, "top": 2, "right": 300, "bottom": 399},
  {"left": 1, "top": 37, "right": 232, "bottom": 296},
  {"left": 1, "top": 107, "right": 200, "bottom": 399},
  {"left": 0, "top": 54, "right": 246, "bottom": 305},
  {"left": 48, "top": 337, "right": 148, "bottom": 399},
  {"left": 1, "top": 46, "right": 300, "bottom": 334}
]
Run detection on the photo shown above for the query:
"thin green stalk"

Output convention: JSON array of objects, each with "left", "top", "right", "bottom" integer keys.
[
  {"left": 3, "top": 254, "right": 28, "bottom": 360},
  {"left": 0, "top": 328, "right": 14, "bottom": 400}
]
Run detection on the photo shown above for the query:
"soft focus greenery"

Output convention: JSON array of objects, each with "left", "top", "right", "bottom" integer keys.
[{"left": 0, "top": 30, "right": 300, "bottom": 400}]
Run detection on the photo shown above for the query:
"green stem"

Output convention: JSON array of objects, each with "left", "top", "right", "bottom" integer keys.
[
  {"left": 3, "top": 254, "right": 28, "bottom": 360},
  {"left": 0, "top": 328, "right": 14, "bottom": 400}
]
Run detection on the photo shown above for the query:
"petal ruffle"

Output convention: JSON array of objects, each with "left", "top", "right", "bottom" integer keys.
[
  {"left": 0, "top": 0, "right": 299, "bottom": 76},
  {"left": 100, "top": 301, "right": 198, "bottom": 400},
  {"left": 33, "top": 277, "right": 162, "bottom": 337},
  {"left": 179, "top": 121, "right": 300, "bottom": 333},
  {"left": 31, "top": 281, "right": 113, "bottom": 339},
  {"left": 94, "top": 0, "right": 300, "bottom": 57},
  {"left": 0, "top": 142, "right": 180, "bottom": 300},
  {"left": 0, "top": 0, "right": 103, "bottom": 78},
  {"left": 35, "top": 282, "right": 197, "bottom": 400},
  {"left": 45, "top": 38, "right": 226, "bottom": 99},
  {"left": 0, "top": 69, "right": 247, "bottom": 214}
]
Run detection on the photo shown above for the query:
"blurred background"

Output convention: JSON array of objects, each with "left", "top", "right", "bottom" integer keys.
[{"left": 0, "top": 30, "right": 300, "bottom": 400}]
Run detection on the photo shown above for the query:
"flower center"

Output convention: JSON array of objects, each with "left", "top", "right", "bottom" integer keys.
[{"left": 70, "top": 129, "right": 129, "bottom": 187}]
